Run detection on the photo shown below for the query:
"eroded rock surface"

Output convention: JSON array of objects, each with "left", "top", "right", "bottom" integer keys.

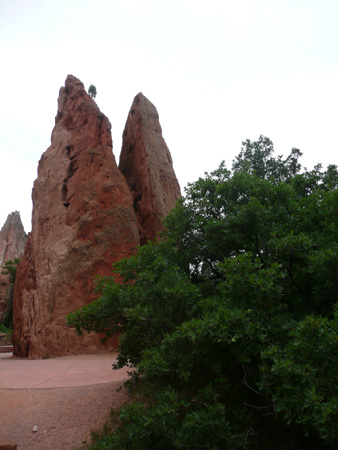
[
  {"left": 0, "top": 212, "right": 26, "bottom": 265},
  {"left": 13, "top": 75, "right": 140, "bottom": 358},
  {"left": 0, "top": 212, "right": 26, "bottom": 318},
  {"left": 120, "top": 93, "right": 181, "bottom": 244}
]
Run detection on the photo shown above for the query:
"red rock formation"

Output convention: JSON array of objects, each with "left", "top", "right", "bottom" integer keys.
[
  {"left": 13, "top": 78, "right": 181, "bottom": 359},
  {"left": 0, "top": 212, "right": 26, "bottom": 265},
  {"left": 13, "top": 75, "right": 140, "bottom": 358},
  {"left": 0, "top": 212, "right": 26, "bottom": 319},
  {"left": 120, "top": 93, "right": 181, "bottom": 244}
]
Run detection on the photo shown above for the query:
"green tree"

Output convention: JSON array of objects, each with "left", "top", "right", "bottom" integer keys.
[
  {"left": 68, "top": 136, "right": 338, "bottom": 449},
  {"left": 88, "top": 84, "right": 97, "bottom": 98}
]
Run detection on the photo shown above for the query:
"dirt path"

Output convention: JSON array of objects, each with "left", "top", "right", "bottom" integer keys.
[
  {"left": 0, "top": 353, "right": 130, "bottom": 449},
  {"left": 0, "top": 381, "right": 128, "bottom": 450}
]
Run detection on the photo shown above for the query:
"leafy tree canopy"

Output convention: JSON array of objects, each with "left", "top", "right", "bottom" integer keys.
[{"left": 68, "top": 135, "right": 338, "bottom": 449}]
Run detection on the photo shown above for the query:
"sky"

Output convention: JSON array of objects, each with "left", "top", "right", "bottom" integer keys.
[{"left": 1, "top": 0, "right": 338, "bottom": 232}]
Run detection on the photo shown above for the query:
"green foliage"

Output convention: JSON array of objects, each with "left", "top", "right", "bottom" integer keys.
[
  {"left": 2, "top": 258, "right": 20, "bottom": 281},
  {"left": 68, "top": 241, "right": 200, "bottom": 369},
  {"left": 88, "top": 84, "right": 97, "bottom": 98},
  {"left": 0, "top": 323, "right": 12, "bottom": 345},
  {"left": 1, "top": 258, "right": 20, "bottom": 328},
  {"left": 68, "top": 136, "right": 338, "bottom": 449},
  {"left": 261, "top": 312, "right": 338, "bottom": 446}
]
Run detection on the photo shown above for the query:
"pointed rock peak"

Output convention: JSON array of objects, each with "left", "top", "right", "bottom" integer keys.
[
  {"left": 131, "top": 92, "right": 144, "bottom": 102},
  {"left": 65, "top": 74, "right": 85, "bottom": 89},
  {"left": 1, "top": 211, "right": 23, "bottom": 231},
  {"left": 133, "top": 92, "right": 143, "bottom": 101},
  {"left": 55, "top": 75, "right": 104, "bottom": 128},
  {"left": 130, "top": 92, "right": 150, "bottom": 109},
  {"left": 125, "top": 93, "right": 161, "bottom": 134},
  {"left": 120, "top": 94, "right": 181, "bottom": 244},
  {"left": 60, "top": 74, "right": 87, "bottom": 102},
  {"left": 0, "top": 211, "right": 26, "bottom": 265},
  {"left": 53, "top": 75, "right": 111, "bottom": 150}
]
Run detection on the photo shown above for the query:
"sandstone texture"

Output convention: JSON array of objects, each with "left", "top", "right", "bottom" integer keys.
[
  {"left": 13, "top": 76, "right": 180, "bottom": 359},
  {"left": 13, "top": 75, "right": 140, "bottom": 358},
  {"left": 0, "top": 211, "right": 26, "bottom": 265},
  {"left": 120, "top": 93, "right": 181, "bottom": 244},
  {"left": 0, "top": 212, "right": 26, "bottom": 318}
]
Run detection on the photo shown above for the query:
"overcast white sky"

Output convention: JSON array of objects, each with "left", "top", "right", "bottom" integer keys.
[{"left": 1, "top": 0, "right": 338, "bottom": 232}]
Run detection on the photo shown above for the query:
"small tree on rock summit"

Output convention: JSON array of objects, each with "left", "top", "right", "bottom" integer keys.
[{"left": 88, "top": 84, "right": 97, "bottom": 98}]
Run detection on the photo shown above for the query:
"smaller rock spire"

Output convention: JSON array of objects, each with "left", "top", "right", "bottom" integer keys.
[
  {"left": 120, "top": 93, "right": 181, "bottom": 244},
  {"left": 0, "top": 211, "right": 26, "bottom": 265}
]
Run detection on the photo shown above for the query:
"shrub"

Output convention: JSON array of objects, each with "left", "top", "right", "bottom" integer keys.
[{"left": 69, "top": 136, "right": 338, "bottom": 449}]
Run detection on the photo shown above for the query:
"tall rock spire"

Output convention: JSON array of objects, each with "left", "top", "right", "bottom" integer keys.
[
  {"left": 0, "top": 211, "right": 26, "bottom": 318},
  {"left": 13, "top": 75, "right": 140, "bottom": 358},
  {"left": 0, "top": 211, "right": 26, "bottom": 265},
  {"left": 119, "top": 93, "right": 181, "bottom": 244}
]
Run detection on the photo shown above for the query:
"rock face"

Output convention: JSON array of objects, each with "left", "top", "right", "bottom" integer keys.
[
  {"left": 120, "top": 93, "right": 181, "bottom": 244},
  {"left": 13, "top": 75, "right": 140, "bottom": 358},
  {"left": 0, "top": 212, "right": 26, "bottom": 317},
  {"left": 0, "top": 212, "right": 26, "bottom": 265}
]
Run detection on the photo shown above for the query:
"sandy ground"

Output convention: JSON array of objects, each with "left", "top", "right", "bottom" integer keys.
[
  {"left": 0, "top": 353, "right": 130, "bottom": 450},
  {"left": 0, "top": 382, "right": 128, "bottom": 450}
]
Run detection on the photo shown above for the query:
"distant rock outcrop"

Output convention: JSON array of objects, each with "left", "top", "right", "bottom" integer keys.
[
  {"left": 13, "top": 75, "right": 140, "bottom": 358},
  {"left": 13, "top": 76, "right": 180, "bottom": 359},
  {"left": 0, "top": 212, "right": 26, "bottom": 318},
  {"left": 120, "top": 93, "right": 181, "bottom": 244},
  {"left": 0, "top": 212, "right": 26, "bottom": 265}
]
